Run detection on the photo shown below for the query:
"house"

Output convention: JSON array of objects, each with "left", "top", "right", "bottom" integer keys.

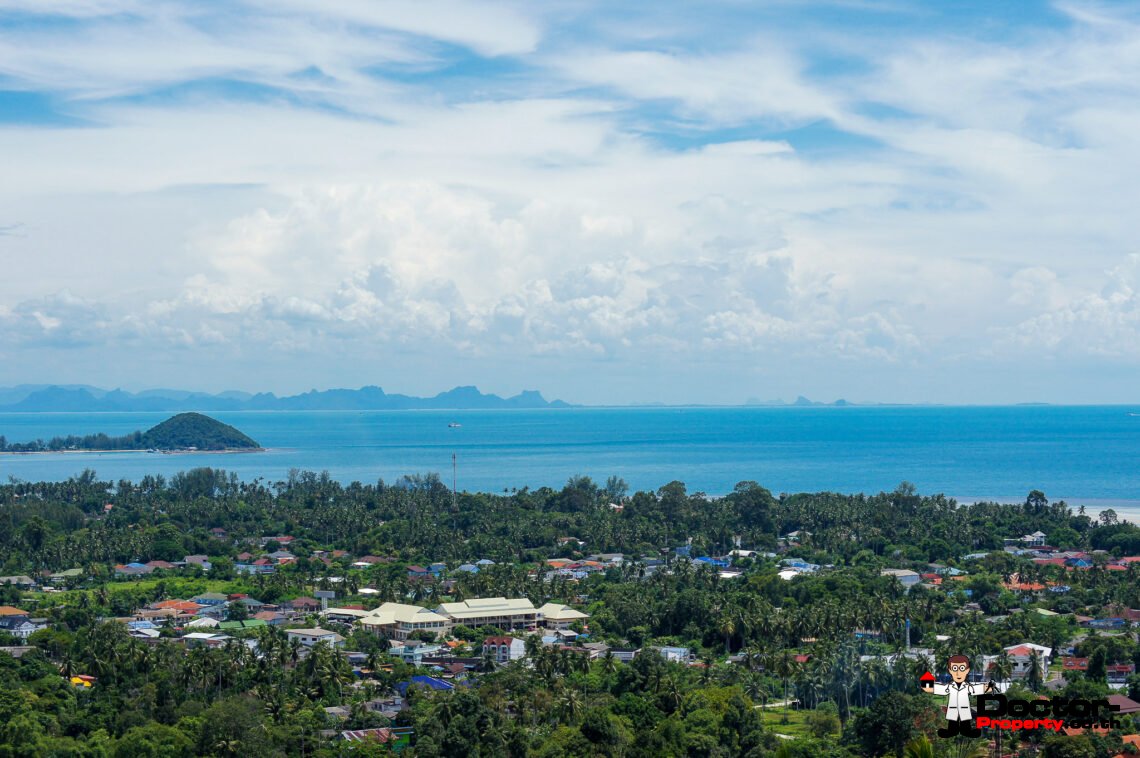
[
  {"left": 114, "top": 563, "right": 154, "bottom": 577},
  {"left": 1020, "top": 531, "right": 1047, "bottom": 547},
  {"left": 0, "top": 606, "right": 29, "bottom": 618},
  {"left": 129, "top": 628, "right": 161, "bottom": 642},
  {"left": 284, "top": 628, "right": 345, "bottom": 648},
  {"left": 437, "top": 597, "right": 539, "bottom": 630},
  {"left": 657, "top": 646, "right": 691, "bottom": 663},
  {"left": 0, "top": 646, "right": 36, "bottom": 658},
  {"left": 1000, "top": 644, "right": 1053, "bottom": 679},
  {"left": 406, "top": 565, "right": 431, "bottom": 581},
  {"left": 321, "top": 607, "right": 372, "bottom": 624},
  {"left": 388, "top": 641, "right": 443, "bottom": 665},
  {"left": 181, "top": 632, "right": 232, "bottom": 648},
  {"left": 185, "top": 617, "right": 220, "bottom": 629},
  {"left": 1107, "top": 663, "right": 1136, "bottom": 683},
  {"left": 1062, "top": 657, "right": 1089, "bottom": 672},
  {"left": 191, "top": 592, "right": 229, "bottom": 607},
  {"left": 252, "top": 611, "right": 288, "bottom": 626},
  {"left": 483, "top": 636, "right": 526, "bottom": 663},
  {"left": 1107, "top": 694, "right": 1140, "bottom": 715},
  {"left": 0, "top": 616, "right": 39, "bottom": 640},
  {"left": 236, "top": 560, "right": 276, "bottom": 575},
  {"left": 612, "top": 648, "right": 641, "bottom": 662},
  {"left": 183, "top": 555, "right": 212, "bottom": 571},
  {"left": 0, "top": 575, "right": 36, "bottom": 589},
  {"left": 396, "top": 676, "right": 454, "bottom": 697},
  {"left": 357, "top": 603, "right": 450, "bottom": 641},
  {"left": 144, "top": 560, "right": 176, "bottom": 571},
  {"left": 289, "top": 597, "right": 321, "bottom": 614},
  {"left": 456, "top": 563, "right": 480, "bottom": 573},
  {"left": 537, "top": 603, "right": 589, "bottom": 631},
  {"left": 881, "top": 569, "right": 921, "bottom": 588},
  {"left": 217, "top": 619, "right": 268, "bottom": 632},
  {"left": 338, "top": 727, "right": 413, "bottom": 750}
]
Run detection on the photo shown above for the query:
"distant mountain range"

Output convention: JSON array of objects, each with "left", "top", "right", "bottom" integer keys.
[
  {"left": 0, "top": 384, "right": 573, "bottom": 412},
  {"left": 745, "top": 395, "right": 851, "bottom": 407}
]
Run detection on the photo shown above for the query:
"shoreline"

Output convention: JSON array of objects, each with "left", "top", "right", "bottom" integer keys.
[{"left": 0, "top": 447, "right": 266, "bottom": 456}]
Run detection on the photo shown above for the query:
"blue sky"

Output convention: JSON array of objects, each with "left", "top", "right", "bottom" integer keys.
[{"left": 2, "top": 0, "right": 1140, "bottom": 404}]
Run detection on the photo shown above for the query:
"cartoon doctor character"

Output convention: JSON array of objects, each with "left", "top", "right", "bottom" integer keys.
[{"left": 921, "top": 654, "right": 996, "bottom": 738}]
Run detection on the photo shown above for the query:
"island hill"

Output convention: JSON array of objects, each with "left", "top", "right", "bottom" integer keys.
[{"left": 0, "top": 412, "right": 261, "bottom": 453}]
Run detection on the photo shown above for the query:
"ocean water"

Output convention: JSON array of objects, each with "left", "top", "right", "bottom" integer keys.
[{"left": 1, "top": 406, "right": 1139, "bottom": 511}]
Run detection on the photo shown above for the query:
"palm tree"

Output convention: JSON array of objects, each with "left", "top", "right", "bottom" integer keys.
[
  {"left": 903, "top": 735, "right": 935, "bottom": 758},
  {"left": 556, "top": 687, "right": 583, "bottom": 724}
]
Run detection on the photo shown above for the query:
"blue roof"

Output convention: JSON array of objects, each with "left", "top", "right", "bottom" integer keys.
[{"left": 396, "top": 676, "right": 454, "bottom": 696}]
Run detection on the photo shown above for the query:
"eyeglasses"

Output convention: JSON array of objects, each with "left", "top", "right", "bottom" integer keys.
[{"left": 949, "top": 664, "right": 970, "bottom": 672}]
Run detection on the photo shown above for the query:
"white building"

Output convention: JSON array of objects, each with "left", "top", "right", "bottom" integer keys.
[
  {"left": 285, "top": 628, "right": 345, "bottom": 648},
  {"left": 537, "top": 603, "right": 589, "bottom": 631},
  {"left": 881, "top": 569, "right": 921, "bottom": 588},
  {"left": 483, "top": 636, "right": 527, "bottom": 663},
  {"left": 437, "top": 597, "right": 539, "bottom": 630},
  {"left": 357, "top": 603, "right": 450, "bottom": 641}
]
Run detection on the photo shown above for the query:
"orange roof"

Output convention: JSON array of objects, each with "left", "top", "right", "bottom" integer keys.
[
  {"left": 1003, "top": 582, "right": 1045, "bottom": 591},
  {"left": 0, "top": 606, "right": 28, "bottom": 616},
  {"left": 152, "top": 600, "right": 202, "bottom": 612}
]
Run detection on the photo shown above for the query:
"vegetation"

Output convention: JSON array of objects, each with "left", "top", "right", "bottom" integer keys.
[
  {"left": 1, "top": 471, "right": 1139, "bottom": 755},
  {"left": 0, "top": 413, "right": 260, "bottom": 453}
]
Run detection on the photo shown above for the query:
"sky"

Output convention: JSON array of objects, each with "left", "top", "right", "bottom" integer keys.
[{"left": 2, "top": 1, "right": 1140, "bottom": 405}]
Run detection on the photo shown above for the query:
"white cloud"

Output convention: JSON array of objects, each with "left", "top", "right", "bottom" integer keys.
[{"left": 3, "top": 1, "right": 1140, "bottom": 401}]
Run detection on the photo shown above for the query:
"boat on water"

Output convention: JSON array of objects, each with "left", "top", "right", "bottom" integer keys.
[{"left": 448, "top": 422, "right": 462, "bottom": 428}]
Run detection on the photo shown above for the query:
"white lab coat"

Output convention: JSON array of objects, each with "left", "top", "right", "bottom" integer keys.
[{"left": 931, "top": 682, "right": 988, "bottom": 721}]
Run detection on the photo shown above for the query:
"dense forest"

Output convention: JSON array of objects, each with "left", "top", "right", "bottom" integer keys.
[
  {"left": 1, "top": 470, "right": 1139, "bottom": 756},
  {"left": 0, "top": 413, "right": 260, "bottom": 453}
]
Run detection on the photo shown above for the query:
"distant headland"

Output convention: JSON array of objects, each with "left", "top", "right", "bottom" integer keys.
[
  {"left": 0, "top": 412, "right": 261, "bottom": 453},
  {"left": 0, "top": 384, "right": 573, "bottom": 413}
]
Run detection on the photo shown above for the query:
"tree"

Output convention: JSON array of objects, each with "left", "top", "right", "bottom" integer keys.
[
  {"left": 113, "top": 723, "right": 195, "bottom": 758},
  {"left": 850, "top": 691, "right": 920, "bottom": 758}
]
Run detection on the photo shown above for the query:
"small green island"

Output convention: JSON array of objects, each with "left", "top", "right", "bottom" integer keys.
[{"left": 0, "top": 412, "right": 261, "bottom": 453}]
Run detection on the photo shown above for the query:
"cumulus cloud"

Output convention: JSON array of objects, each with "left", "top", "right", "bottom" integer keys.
[{"left": 2, "top": 1, "right": 1140, "bottom": 401}]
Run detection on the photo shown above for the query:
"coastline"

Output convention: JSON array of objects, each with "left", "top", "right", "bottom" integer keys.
[{"left": 0, "top": 447, "right": 266, "bottom": 456}]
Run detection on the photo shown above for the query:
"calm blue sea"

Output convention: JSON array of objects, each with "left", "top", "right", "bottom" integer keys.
[{"left": 2, "top": 406, "right": 1139, "bottom": 510}]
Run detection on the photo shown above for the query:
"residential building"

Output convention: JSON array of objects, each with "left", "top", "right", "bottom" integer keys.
[
  {"left": 437, "top": 597, "right": 539, "bottom": 630},
  {"left": 388, "top": 641, "right": 444, "bottom": 665},
  {"left": 284, "top": 628, "right": 345, "bottom": 648},
  {"left": 881, "top": 569, "right": 921, "bottom": 588},
  {"left": 0, "top": 616, "right": 39, "bottom": 640},
  {"left": 0, "top": 575, "right": 36, "bottom": 589},
  {"left": 252, "top": 611, "right": 288, "bottom": 626},
  {"left": 998, "top": 643, "right": 1053, "bottom": 680},
  {"left": 657, "top": 646, "right": 692, "bottom": 663},
  {"left": 483, "top": 636, "right": 526, "bottom": 663},
  {"left": 191, "top": 592, "right": 229, "bottom": 607},
  {"left": 181, "top": 632, "right": 232, "bottom": 648},
  {"left": 289, "top": 597, "right": 321, "bottom": 614}
]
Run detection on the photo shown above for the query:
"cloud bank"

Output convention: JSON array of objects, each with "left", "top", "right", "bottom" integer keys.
[{"left": 1, "top": 0, "right": 1139, "bottom": 403}]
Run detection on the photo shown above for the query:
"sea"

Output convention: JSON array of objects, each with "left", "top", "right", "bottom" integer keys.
[{"left": 2, "top": 406, "right": 1139, "bottom": 518}]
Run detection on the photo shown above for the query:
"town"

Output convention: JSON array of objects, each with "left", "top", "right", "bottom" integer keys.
[{"left": 2, "top": 473, "right": 1140, "bottom": 756}]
